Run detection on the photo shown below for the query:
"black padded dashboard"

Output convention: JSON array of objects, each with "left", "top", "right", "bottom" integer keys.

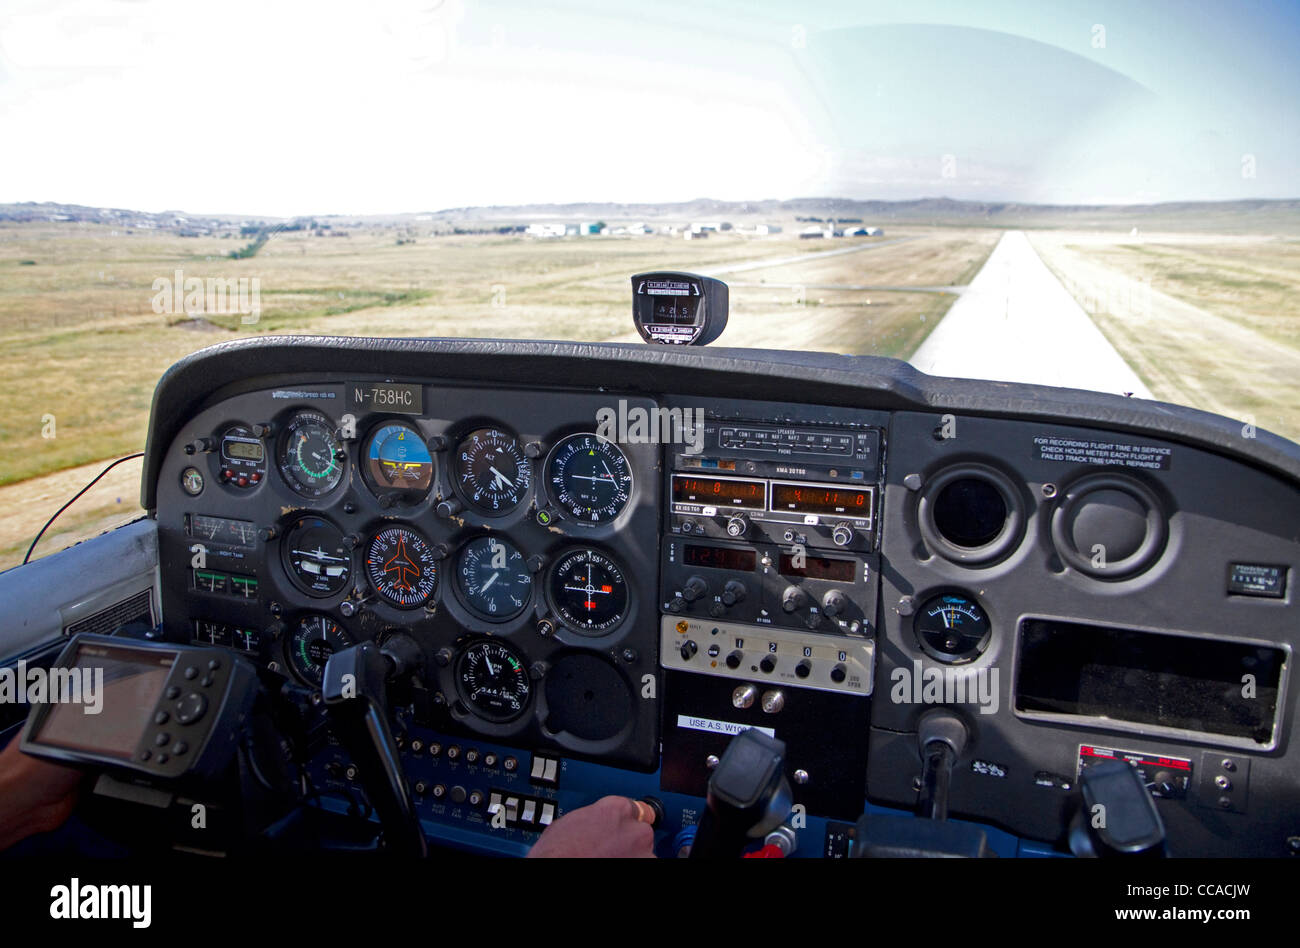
[{"left": 146, "top": 336, "right": 1299, "bottom": 856}]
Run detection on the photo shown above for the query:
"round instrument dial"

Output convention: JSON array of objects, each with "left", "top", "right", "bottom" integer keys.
[
  {"left": 365, "top": 422, "right": 433, "bottom": 495},
  {"left": 453, "top": 428, "right": 532, "bottom": 514},
  {"left": 548, "top": 547, "right": 629, "bottom": 634},
  {"left": 455, "top": 640, "right": 532, "bottom": 723},
  {"left": 914, "top": 593, "right": 991, "bottom": 664},
  {"left": 365, "top": 526, "right": 439, "bottom": 609},
  {"left": 456, "top": 536, "right": 532, "bottom": 621},
  {"left": 282, "top": 516, "right": 351, "bottom": 597},
  {"left": 288, "top": 615, "right": 351, "bottom": 686},
  {"left": 545, "top": 433, "right": 633, "bottom": 524},
  {"left": 279, "top": 410, "right": 345, "bottom": 498}
]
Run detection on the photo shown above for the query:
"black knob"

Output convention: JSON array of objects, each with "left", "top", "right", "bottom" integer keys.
[
  {"left": 709, "top": 603, "right": 725, "bottom": 618},
  {"left": 795, "top": 659, "right": 812, "bottom": 679},
  {"left": 186, "top": 437, "right": 216, "bottom": 455},
  {"left": 830, "top": 663, "right": 847, "bottom": 684},
  {"left": 436, "top": 498, "right": 462, "bottom": 518},
  {"left": 427, "top": 435, "right": 449, "bottom": 451},
  {"left": 726, "top": 515, "right": 748, "bottom": 538},
  {"left": 721, "top": 581, "right": 747, "bottom": 606},
  {"left": 680, "top": 640, "right": 698, "bottom": 660},
  {"left": 251, "top": 422, "right": 273, "bottom": 438},
  {"left": 782, "top": 586, "right": 809, "bottom": 613},
  {"left": 759, "top": 655, "right": 777, "bottom": 674},
  {"left": 725, "top": 651, "right": 742, "bottom": 669},
  {"left": 524, "top": 442, "right": 544, "bottom": 458},
  {"left": 822, "top": 589, "right": 849, "bottom": 618},
  {"left": 682, "top": 576, "right": 708, "bottom": 603},
  {"left": 259, "top": 525, "right": 278, "bottom": 541},
  {"left": 669, "top": 597, "right": 686, "bottom": 613}
]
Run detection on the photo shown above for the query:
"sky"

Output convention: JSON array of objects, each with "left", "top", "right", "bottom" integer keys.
[{"left": 0, "top": 0, "right": 1296, "bottom": 215}]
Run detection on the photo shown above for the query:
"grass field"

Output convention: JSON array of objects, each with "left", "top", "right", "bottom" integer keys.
[
  {"left": 0, "top": 222, "right": 997, "bottom": 569},
  {"left": 1028, "top": 232, "right": 1300, "bottom": 444}
]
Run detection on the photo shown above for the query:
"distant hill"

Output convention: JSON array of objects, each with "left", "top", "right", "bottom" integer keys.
[{"left": 3, "top": 197, "right": 1298, "bottom": 234}]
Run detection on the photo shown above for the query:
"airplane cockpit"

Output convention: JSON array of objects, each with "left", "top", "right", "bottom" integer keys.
[{"left": 2, "top": 272, "right": 1295, "bottom": 876}]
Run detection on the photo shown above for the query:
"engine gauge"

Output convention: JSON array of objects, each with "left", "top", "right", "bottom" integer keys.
[
  {"left": 456, "top": 536, "right": 532, "bottom": 621},
  {"left": 365, "top": 526, "right": 439, "bottom": 609},
  {"left": 279, "top": 410, "right": 345, "bottom": 498},
  {"left": 547, "top": 547, "right": 629, "bottom": 634},
  {"left": 365, "top": 421, "right": 433, "bottom": 495},
  {"left": 288, "top": 615, "right": 351, "bottom": 686},
  {"left": 282, "top": 516, "right": 351, "bottom": 597},
  {"left": 452, "top": 427, "right": 531, "bottom": 514},
  {"left": 545, "top": 433, "right": 633, "bottom": 524},
  {"left": 455, "top": 639, "right": 532, "bottom": 723},
  {"left": 914, "top": 592, "right": 992, "bottom": 664}
]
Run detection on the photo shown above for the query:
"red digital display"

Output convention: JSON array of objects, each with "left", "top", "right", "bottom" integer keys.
[
  {"left": 684, "top": 544, "right": 757, "bottom": 571},
  {"left": 770, "top": 482, "right": 872, "bottom": 516},
  {"left": 778, "top": 554, "right": 856, "bottom": 582},
  {"left": 671, "top": 475, "right": 766, "bottom": 509}
]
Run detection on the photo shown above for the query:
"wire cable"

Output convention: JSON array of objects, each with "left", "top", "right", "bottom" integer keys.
[{"left": 23, "top": 453, "right": 145, "bottom": 565}]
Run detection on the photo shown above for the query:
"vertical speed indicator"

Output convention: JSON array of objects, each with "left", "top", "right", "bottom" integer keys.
[{"left": 545, "top": 433, "right": 633, "bottom": 524}]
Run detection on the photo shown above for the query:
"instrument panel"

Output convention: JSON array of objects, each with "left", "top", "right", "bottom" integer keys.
[{"left": 149, "top": 346, "right": 1300, "bottom": 857}]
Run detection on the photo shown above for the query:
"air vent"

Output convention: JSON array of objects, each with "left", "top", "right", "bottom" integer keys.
[
  {"left": 64, "top": 589, "right": 155, "bottom": 638},
  {"left": 917, "top": 464, "right": 1024, "bottom": 565}
]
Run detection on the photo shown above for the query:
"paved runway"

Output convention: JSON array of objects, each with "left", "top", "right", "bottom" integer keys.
[{"left": 909, "top": 231, "right": 1151, "bottom": 397}]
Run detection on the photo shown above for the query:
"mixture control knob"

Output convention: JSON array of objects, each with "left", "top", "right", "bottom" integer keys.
[
  {"left": 781, "top": 585, "right": 809, "bottom": 613},
  {"left": 682, "top": 576, "right": 708, "bottom": 603},
  {"left": 831, "top": 522, "right": 854, "bottom": 547},
  {"left": 721, "top": 581, "right": 747, "bottom": 607},
  {"left": 725, "top": 515, "right": 749, "bottom": 538},
  {"left": 821, "top": 589, "right": 849, "bottom": 618}
]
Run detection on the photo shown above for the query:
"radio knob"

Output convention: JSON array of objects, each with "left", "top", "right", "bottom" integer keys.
[
  {"left": 831, "top": 522, "right": 854, "bottom": 546},
  {"left": 759, "top": 654, "right": 777, "bottom": 674},
  {"left": 830, "top": 664, "right": 847, "bottom": 684},
  {"left": 725, "top": 650, "right": 743, "bottom": 669},
  {"left": 679, "top": 640, "right": 698, "bottom": 661},
  {"left": 682, "top": 577, "right": 708, "bottom": 603},
  {"left": 721, "top": 581, "right": 747, "bottom": 607},
  {"left": 782, "top": 586, "right": 809, "bottom": 613},
  {"left": 726, "top": 515, "right": 749, "bottom": 538},
  {"left": 822, "top": 589, "right": 849, "bottom": 618},
  {"left": 795, "top": 659, "right": 812, "bottom": 679}
]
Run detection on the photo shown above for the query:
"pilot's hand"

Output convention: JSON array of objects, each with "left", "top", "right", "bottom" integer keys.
[
  {"left": 0, "top": 738, "right": 83, "bottom": 851},
  {"left": 527, "top": 795, "right": 655, "bottom": 858}
]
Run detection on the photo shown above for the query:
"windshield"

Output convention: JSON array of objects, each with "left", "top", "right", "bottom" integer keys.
[{"left": 2, "top": 0, "right": 1297, "bottom": 569}]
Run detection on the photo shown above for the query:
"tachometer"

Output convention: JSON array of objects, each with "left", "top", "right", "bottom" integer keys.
[
  {"left": 545, "top": 433, "right": 633, "bottom": 524},
  {"left": 455, "top": 640, "right": 532, "bottom": 723},
  {"left": 547, "top": 547, "right": 629, "bottom": 634},
  {"left": 452, "top": 427, "right": 531, "bottom": 514},
  {"left": 282, "top": 516, "right": 351, "bottom": 597},
  {"left": 456, "top": 536, "right": 532, "bottom": 621},
  {"left": 288, "top": 615, "right": 351, "bottom": 686},
  {"left": 365, "top": 421, "right": 433, "bottom": 495},
  {"left": 279, "top": 410, "right": 345, "bottom": 498},
  {"left": 365, "top": 526, "right": 439, "bottom": 608}
]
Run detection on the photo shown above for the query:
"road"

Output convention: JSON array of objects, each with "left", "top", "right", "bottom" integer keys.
[
  {"left": 700, "top": 236, "right": 919, "bottom": 276},
  {"left": 909, "top": 231, "right": 1151, "bottom": 397}
]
